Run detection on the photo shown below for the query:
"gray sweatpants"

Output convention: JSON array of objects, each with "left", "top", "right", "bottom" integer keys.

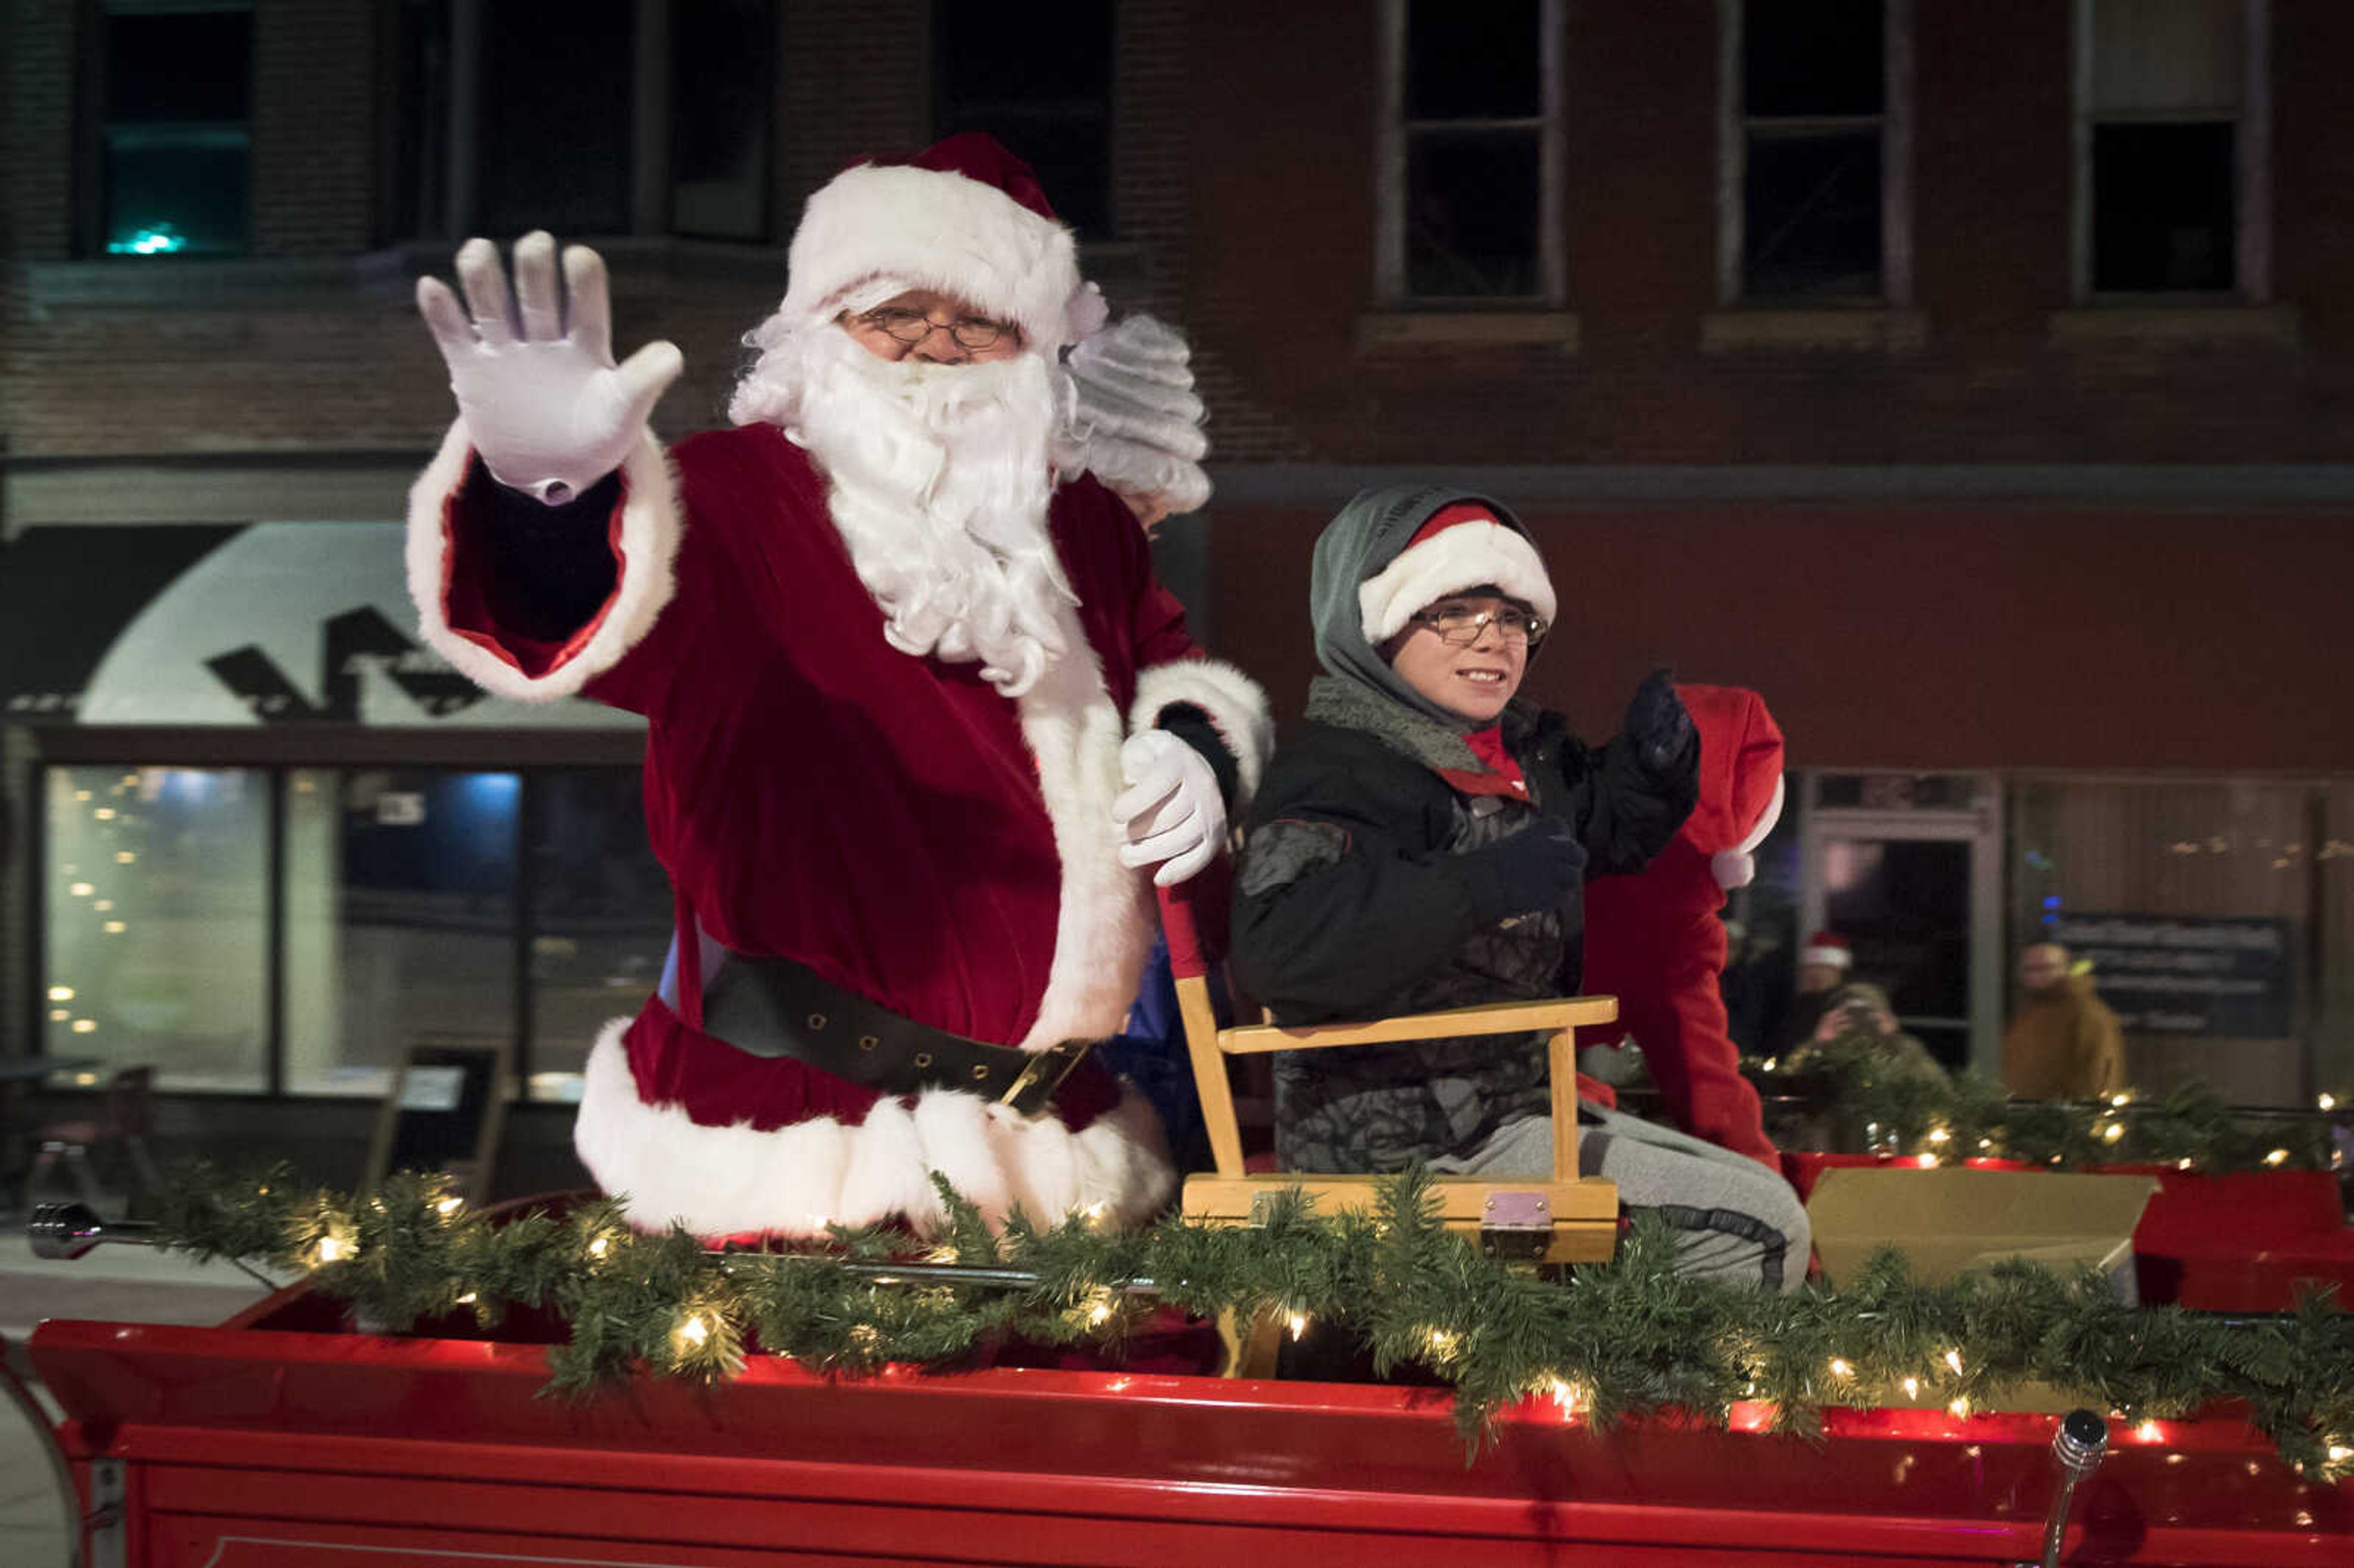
[{"left": 1430, "top": 1102, "right": 1811, "bottom": 1291}]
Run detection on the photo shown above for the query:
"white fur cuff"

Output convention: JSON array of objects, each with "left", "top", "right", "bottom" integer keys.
[
  {"left": 571, "top": 1021, "right": 1178, "bottom": 1239},
  {"left": 405, "top": 420, "right": 680, "bottom": 702},
  {"left": 1130, "top": 657, "right": 1274, "bottom": 806},
  {"left": 1357, "top": 522, "right": 1556, "bottom": 646}
]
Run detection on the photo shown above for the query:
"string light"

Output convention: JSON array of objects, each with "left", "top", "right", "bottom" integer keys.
[
  {"left": 1827, "top": 1358, "right": 1855, "bottom": 1379},
  {"left": 2099, "top": 1121, "right": 2125, "bottom": 1144},
  {"left": 1902, "top": 1377, "right": 1921, "bottom": 1399},
  {"left": 69, "top": 883, "right": 93, "bottom": 897},
  {"left": 2265, "top": 1148, "right": 2290, "bottom": 1166},
  {"left": 2135, "top": 1420, "right": 2164, "bottom": 1442},
  {"left": 314, "top": 1234, "right": 349, "bottom": 1265},
  {"left": 1948, "top": 1397, "right": 1972, "bottom": 1418},
  {"left": 1425, "top": 1328, "right": 1459, "bottom": 1358},
  {"left": 1545, "top": 1378, "right": 1582, "bottom": 1416},
  {"left": 1925, "top": 1127, "right": 1950, "bottom": 1146},
  {"left": 435, "top": 1196, "right": 465, "bottom": 1219},
  {"left": 1943, "top": 1349, "right": 1964, "bottom": 1376},
  {"left": 1086, "top": 1295, "right": 1114, "bottom": 1326},
  {"left": 47, "top": 986, "right": 74, "bottom": 1002},
  {"left": 587, "top": 1233, "right": 611, "bottom": 1259},
  {"left": 455, "top": 1292, "right": 476, "bottom": 1305},
  {"left": 673, "top": 1313, "right": 710, "bottom": 1349},
  {"left": 2320, "top": 1094, "right": 2339, "bottom": 1113},
  {"left": 2330, "top": 1445, "right": 2352, "bottom": 1463},
  {"left": 1286, "top": 1311, "right": 1309, "bottom": 1341}
]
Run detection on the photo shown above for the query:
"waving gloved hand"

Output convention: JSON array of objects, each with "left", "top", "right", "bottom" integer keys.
[
  {"left": 1623, "top": 666, "right": 1697, "bottom": 774},
  {"left": 1113, "top": 729, "right": 1227, "bottom": 887},
  {"left": 417, "top": 232, "right": 684, "bottom": 505},
  {"left": 1055, "top": 314, "right": 1212, "bottom": 529}
]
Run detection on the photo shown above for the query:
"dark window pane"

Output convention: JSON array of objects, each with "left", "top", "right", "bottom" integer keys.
[
  {"left": 104, "top": 133, "right": 249, "bottom": 255},
  {"left": 1743, "top": 0, "right": 1883, "bottom": 118},
  {"left": 527, "top": 771, "right": 671, "bottom": 1097},
  {"left": 1743, "top": 129, "right": 1881, "bottom": 299},
  {"left": 2092, "top": 121, "right": 2235, "bottom": 292},
  {"left": 672, "top": 0, "right": 775, "bottom": 239},
  {"left": 1406, "top": 131, "right": 1540, "bottom": 298},
  {"left": 479, "top": 0, "right": 634, "bottom": 235},
  {"left": 105, "top": 10, "right": 251, "bottom": 124},
  {"left": 1823, "top": 837, "right": 1973, "bottom": 1069},
  {"left": 1407, "top": 0, "right": 1541, "bottom": 120},
  {"left": 283, "top": 769, "right": 520, "bottom": 1097},
  {"left": 937, "top": 0, "right": 1113, "bottom": 238},
  {"left": 386, "top": 0, "right": 452, "bottom": 241}
]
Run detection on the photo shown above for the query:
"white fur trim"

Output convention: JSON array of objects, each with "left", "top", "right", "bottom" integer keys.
[
  {"left": 1130, "top": 657, "right": 1274, "bottom": 808},
  {"left": 1712, "top": 774, "right": 1788, "bottom": 891},
  {"left": 783, "top": 162, "right": 1087, "bottom": 355},
  {"left": 571, "top": 1019, "right": 1176, "bottom": 1238},
  {"left": 406, "top": 420, "right": 680, "bottom": 702},
  {"left": 1800, "top": 942, "right": 1854, "bottom": 971},
  {"left": 1357, "top": 522, "right": 1557, "bottom": 646},
  {"left": 1008, "top": 603, "right": 1162, "bottom": 1052}
]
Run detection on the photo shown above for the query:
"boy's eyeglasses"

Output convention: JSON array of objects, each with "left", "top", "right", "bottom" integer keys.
[
  {"left": 1409, "top": 605, "right": 1548, "bottom": 648},
  {"left": 853, "top": 306, "right": 1016, "bottom": 350}
]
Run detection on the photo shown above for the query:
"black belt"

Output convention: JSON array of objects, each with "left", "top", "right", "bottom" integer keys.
[{"left": 699, "top": 951, "right": 1097, "bottom": 1117}]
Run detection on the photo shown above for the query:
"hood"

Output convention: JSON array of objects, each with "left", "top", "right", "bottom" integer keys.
[{"left": 1309, "top": 483, "right": 1547, "bottom": 729}]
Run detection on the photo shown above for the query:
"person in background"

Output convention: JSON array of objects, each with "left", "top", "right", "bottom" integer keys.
[
  {"left": 1783, "top": 980, "right": 1948, "bottom": 1087},
  {"left": 2001, "top": 942, "right": 2125, "bottom": 1100},
  {"left": 1772, "top": 930, "right": 1854, "bottom": 1052}
]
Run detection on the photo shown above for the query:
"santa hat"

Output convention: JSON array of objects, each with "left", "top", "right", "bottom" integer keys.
[
  {"left": 1358, "top": 502, "right": 1558, "bottom": 645},
  {"left": 1800, "top": 931, "right": 1854, "bottom": 971},
  {"left": 781, "top": 132, "right": 1106, "bottom": 356}
]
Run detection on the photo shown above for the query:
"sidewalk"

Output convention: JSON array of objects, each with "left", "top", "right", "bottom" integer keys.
[{"left": 0, "top": 1213, "right": 288, "bottom": 1567}]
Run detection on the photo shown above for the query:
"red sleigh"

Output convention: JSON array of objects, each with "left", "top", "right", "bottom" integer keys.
[{"left": 17, "top": 872, "right": 2353, "bottom": 1564}]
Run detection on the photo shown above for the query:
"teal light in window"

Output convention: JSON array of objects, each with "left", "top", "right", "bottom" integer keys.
[{"left": 107, "top": 222, "right": 188, "bottom": 256}]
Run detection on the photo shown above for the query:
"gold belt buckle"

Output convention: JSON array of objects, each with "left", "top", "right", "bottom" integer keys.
[{"left": 997, "top": 1040, "right": 1092, "bottom": 1111}]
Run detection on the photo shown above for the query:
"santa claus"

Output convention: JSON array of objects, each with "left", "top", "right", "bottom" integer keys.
[{"left": 405, "top": 134, "right": 1268, "bottom": 1239}]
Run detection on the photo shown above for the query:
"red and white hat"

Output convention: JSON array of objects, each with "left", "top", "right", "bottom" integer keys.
[
  {"left": 781, "top": 132, "right": 1107, "bottom": 356},
  {"left": 1358, "top": 502, "right": 1558, "bottom": 645},
  {"left": 1800, "top": 931, "right": 1854, "bottom": 971}
]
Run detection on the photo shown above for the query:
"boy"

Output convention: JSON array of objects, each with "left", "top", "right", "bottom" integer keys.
[{"left": 1232, "top": 485, "right": 1810, "bottom": 1289}]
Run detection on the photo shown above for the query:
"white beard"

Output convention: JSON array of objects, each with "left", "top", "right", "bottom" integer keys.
[{"left": 729, "top": 316, "right": 1076, "bottom": 697}]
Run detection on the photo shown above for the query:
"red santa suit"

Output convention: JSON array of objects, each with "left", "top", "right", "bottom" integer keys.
[
  {"left": 403, "top": 139, "right": 1265, "bottom": 1239},
  {"left": 1581, "top": 684, "right": 1786, "bottom": 1171}
]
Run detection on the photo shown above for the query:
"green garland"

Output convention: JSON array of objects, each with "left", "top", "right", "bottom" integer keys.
[
  {"left": 156, "top": 1164, "right": 2354, "bottom": 1480},
  {"left": 1746, "top": 1048, "right": 2347, "bottom": 1173}
]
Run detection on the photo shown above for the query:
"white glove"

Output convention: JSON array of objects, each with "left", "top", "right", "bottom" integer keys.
[
  {"left": 1055, "top": 314, "right": 1212, "bottom": 521},
  {"left": 416, "top": 232, "right": 684, "bottom": 505},
  {"left": 1113, "top": 729, "right": 1226, "bottom": 888}
]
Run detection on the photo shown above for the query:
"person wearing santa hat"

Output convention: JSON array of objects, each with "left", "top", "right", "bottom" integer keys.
[
  {"left": 1582, "top": 685, "right": 1790, "bottom": 1171},
  {"left": 403, "top": 133, "right": 1268, "bottom": 1241},
  {"left": 1773, "top": 930, "right": 1857, "bottom": 1054},
  {"left": 1232, "top": 485, "right": 1810, "bottom": 1290}
]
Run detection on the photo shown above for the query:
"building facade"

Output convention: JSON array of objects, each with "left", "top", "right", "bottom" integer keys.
[{"left": 2, "top": 1, "right": 2348, "bottom": 1188}]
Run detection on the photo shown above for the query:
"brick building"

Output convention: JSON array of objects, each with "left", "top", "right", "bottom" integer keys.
[{"left": 1, "top": 1, "right": 2347, "bottom": 1188}]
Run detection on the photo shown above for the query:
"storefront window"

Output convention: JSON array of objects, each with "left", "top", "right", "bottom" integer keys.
[
  {"left": 2008, "top": 778, "right": 2314, "bottom": 1106},
  {"left": 282, "top": 768, "right": 520, "bottom": 1097},
  {"left": 42, "top": 767, "right": 268, "bottom": 1090},
  {"left": 526, "top": 770, "right": 671, "bottom": 1101}
]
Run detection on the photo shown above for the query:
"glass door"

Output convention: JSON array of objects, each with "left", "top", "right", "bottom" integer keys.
[{"left": 1799, "top": 775, "right": 2004, "bottom": 1076}]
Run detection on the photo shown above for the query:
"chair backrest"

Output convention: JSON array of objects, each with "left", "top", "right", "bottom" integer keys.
[{"left": 99, "top": 1065, "right": 154, "bottom": 1139}]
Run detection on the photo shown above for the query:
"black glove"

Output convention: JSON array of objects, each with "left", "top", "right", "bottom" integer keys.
[
  {"left": 1456, "top": 817, "right": 1588, "bottom": 921},
  {"left": 1623, "top": 666, "right": 1696, "bottom": 774}
]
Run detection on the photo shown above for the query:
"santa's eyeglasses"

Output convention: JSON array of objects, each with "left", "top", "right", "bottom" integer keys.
[
  {"left": 853, "top": 305, "right": 1018, "bottom": 351},
  {"left": 1408, "top": 602, "right": 1548, "bottom": 648}
]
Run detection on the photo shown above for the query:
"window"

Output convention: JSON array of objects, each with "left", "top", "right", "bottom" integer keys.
[
  {"left": 44, "top": 767, "right": 269, "bottom": 1091},
  {"left": 38, "top": 763, "right": 669, "bottom": 1103},
  {"left": 1722, "top": 0, "right": 1911, "bottom": 304},
  {"left": 89, "top": 3, "right": 253, "bottom": 256},
  {"left": 383, "top": 0, "right": 778, "bottom": 243},
  {"left": 2076, "top": 0, "right": 2266, "bottom": 298},
  {"left": 934, "top": 0, "right": 1113, "bottom": 240},
  {"left": 283, "top": 768, "right": 522, "bottom": 1097},
  {"left": 1379, "top": 0, "right": 1563, "bottom": 303}
]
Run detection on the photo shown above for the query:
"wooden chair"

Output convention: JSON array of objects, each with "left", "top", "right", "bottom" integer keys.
[{"left": 1154, "top": 871, "right": 1621, "bottom": 1269}]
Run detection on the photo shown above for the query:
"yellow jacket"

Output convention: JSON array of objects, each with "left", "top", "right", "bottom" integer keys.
[{"left": 2000, "top": 974, "right": 2125, "bottom": 1099}]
